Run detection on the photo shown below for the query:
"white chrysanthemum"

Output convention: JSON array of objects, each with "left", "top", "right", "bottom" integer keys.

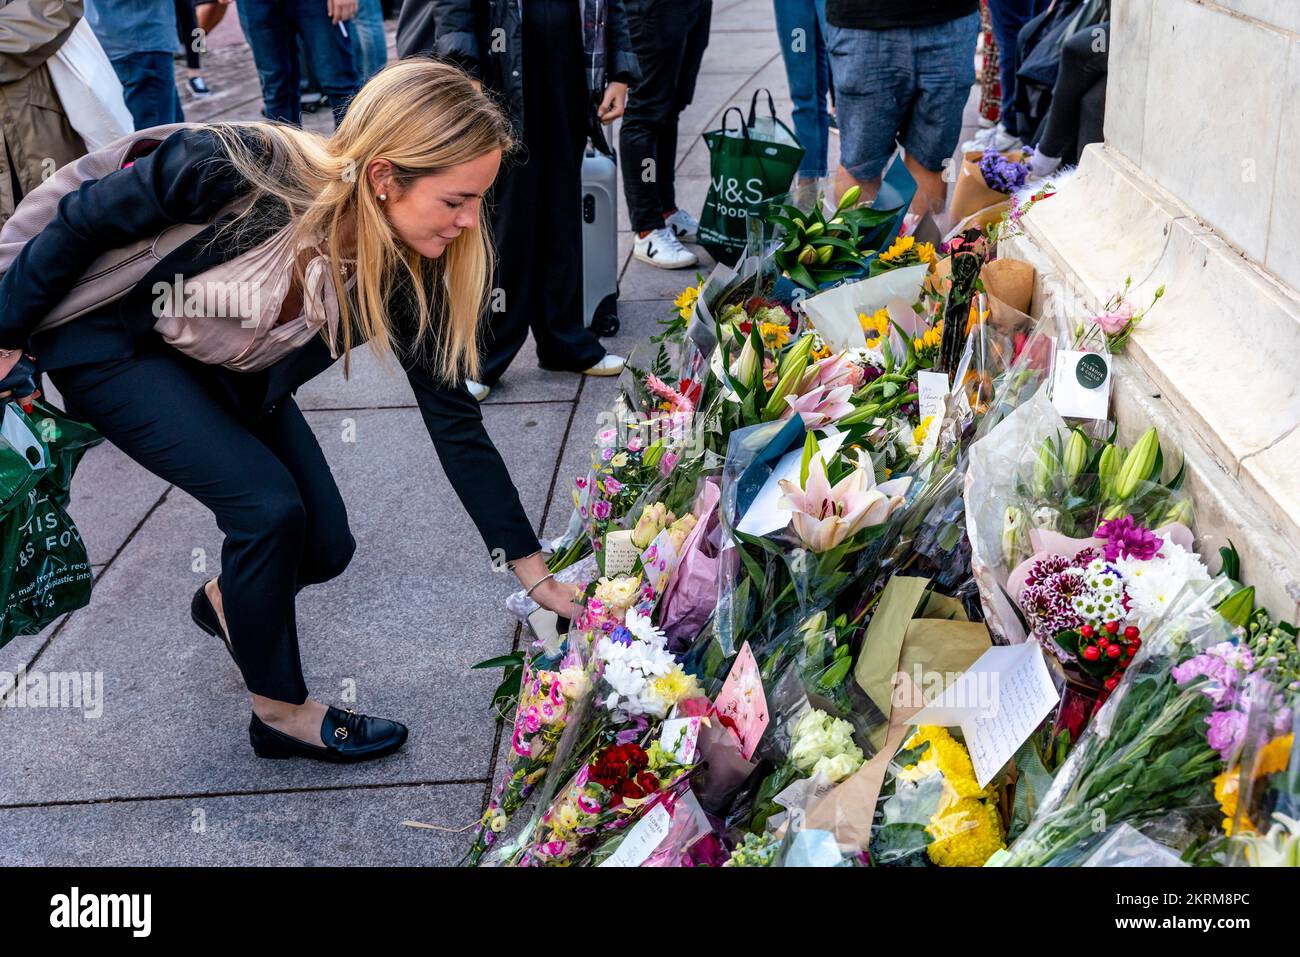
[
  {"left": 1114, "top": 536, "right": 1210, "bottom": 628},
  {"left": 625, "top": 608, "right": 667, "bottom": 648},
  {"left": 595, "top": 623, "right": 680, "bottom": 718}
]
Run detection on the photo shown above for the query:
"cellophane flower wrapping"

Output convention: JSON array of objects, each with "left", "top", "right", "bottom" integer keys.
[
  {"left": 464, "top": 644, "right": 596, "bottom": 866},
  {"left": 870, "top": 724, "right": 1007, "bottom": 867},
  {"left": 1000, "top": 577, "right": 1239, "bottom": 866}
]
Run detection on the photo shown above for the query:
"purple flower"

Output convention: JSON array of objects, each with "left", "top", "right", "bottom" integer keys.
[
  {"left": 608, "top": 626, "right": 633, "bottom": 646},
  {"left": 1205, "top": 709, "right": 1248, "bottom": 762},
  {"left": 1095, "top": 515, "right": 1162, "bottom": 562},
  {"left": 979, "top": 148, "right": 1030, "bottom": 193},
  {"left": 592, "top": 500, "right": 612, "bottom": 520}
]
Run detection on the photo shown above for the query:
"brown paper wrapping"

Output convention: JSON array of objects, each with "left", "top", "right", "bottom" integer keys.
[
  {"left": 949, "top": 150, "right": 1021, "bottom": 223},
  {"left": 980, "top": 258, "right": 1036, "bottom": 328}
]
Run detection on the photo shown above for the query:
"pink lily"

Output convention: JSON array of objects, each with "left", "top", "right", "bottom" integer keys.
[
  {"left": 777, "top": 455, "right": 910, "bottom": 552},
  {"left": 799, "top": 353, "right": 865, "bottom": 392},
  {"left": 782, "top": 383, "right": 856, "bottom": 429}
]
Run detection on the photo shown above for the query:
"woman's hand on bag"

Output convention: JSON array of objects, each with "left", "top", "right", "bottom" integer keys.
[
  {"left": 0, "top": 349, "right": 27, "bottom": 399},
  {"left": 598, "top": 82, "right": 627, "bottom": 124}
]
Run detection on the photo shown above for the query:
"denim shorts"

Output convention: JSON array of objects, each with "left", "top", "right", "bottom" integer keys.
[{"left": 827, "top": 11, "right": 980, "bottom": 180}]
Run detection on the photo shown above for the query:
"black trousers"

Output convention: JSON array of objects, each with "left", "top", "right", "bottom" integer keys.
[
  {"left": 479, "top": 0, "right": 606, "bottom": 386},
  {"left": 1037, "top": 23, "right": 1109, "bottom": 162},
  {"left": 50, "top": 338, "right": 355, "bottom": 704},
  {"left": 619, "top": 0, "right": 711, "bottom": 234}
]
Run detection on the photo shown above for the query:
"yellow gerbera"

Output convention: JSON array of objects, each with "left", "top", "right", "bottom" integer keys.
[
  {"left": 916, "top": 241, "right": 937, "bottom": 264},
  {"left": 859, "top": 307, "right": 891, "bottom": 347},
  {"left": 878, "top": 234, "right": 915, "bottom": 264},
  {"left": 674, "top": 284, "right": 700, "bottom": 320}
]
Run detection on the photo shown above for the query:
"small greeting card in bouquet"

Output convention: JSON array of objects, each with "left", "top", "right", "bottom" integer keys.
[
  {"left": 640, "top": 527, "right": 682, "bottom": 599},
  {"left": 713, "top": 640, "right": 770, "bottom": 760}
]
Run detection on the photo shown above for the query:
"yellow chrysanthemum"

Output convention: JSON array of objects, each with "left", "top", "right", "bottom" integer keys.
[
  {"left": 760, "top": 321, "right": 791, "bottom": 350},
  {"left": 926, "top": 795, "right": 1006, "bottom": 867},
  {"left": 859, "top": 307, "right": 891, "bottom": 347},
  {"left": 674, "top": 285, "right": 700, "bottom": 320},
  {"left": 651, "top": 667, "right": 702, "bottom": 706},
  {"left": 916, "top": 241, "right": 937, "bottom": 264},
  {"left": 901, "top": 726, "right": 986, "bottom": 799},
  {"left": 1215, "top": 733, "right": 1295, "bottom": 836},
  {"left": 879, "top": 234, "right": 915, "bottom": 264}
]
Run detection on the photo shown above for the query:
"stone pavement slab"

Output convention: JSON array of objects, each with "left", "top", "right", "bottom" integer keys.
[{"left": 0, "top": 782, "right": 481, "bottom": 865}]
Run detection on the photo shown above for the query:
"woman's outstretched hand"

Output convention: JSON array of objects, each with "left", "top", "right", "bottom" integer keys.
[{"left": 511, "top": 551, "right": 582, "bottom": 619}]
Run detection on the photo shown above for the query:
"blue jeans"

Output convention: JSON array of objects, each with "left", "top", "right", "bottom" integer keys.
[
  {"left": 110, "top": 52, "right": 184, "bottom": 129},
  {"left": 773, "top": 0, "right": 830, "bottom": 178},
  {"left": 828, "top": 12, "right": 979, "bottom": 180},
  {"left": 987, "top": 0, "right": 1047, "bottom": 136},
  {"left": 236, "top": 0, "right": 360, "bottom": 127},
  {"left": 350, "top": 0, "right": 388, "bottom": 83}
]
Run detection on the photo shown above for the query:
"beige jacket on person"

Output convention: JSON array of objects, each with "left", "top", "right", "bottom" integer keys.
[{"left": 0, "top": 0, "right": 86, "bottom": 224}]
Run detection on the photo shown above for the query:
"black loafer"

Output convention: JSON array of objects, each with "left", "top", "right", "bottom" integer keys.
[
  {"left": 191, "top": 583, "right": 237, "bottom": 664},
  {"left": 248, "top": 706, "right": 408, "bottom": 763}
]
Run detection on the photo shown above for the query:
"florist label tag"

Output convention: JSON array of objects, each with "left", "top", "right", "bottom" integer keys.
[
  {"left": 603, "top": 529, "right": 640, "bottom": 576},
  {"left": 713, "top": 641, "right": 769, "bottom": 760},
  {"left": 599, "top": 802, "right": 672, "bottom": 867},
  {"left": 912, "top": 642, "right": 1058, "bottom": 788},
  {"left": 640, "top": 528, "right": 681, "bottom": 598},
  {"left": 1051, "top": 349, "right": 1111, "bottom": 420}
]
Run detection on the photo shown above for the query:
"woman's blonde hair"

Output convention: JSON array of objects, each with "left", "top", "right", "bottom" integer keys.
[{"left": 209, "top": 59, "right": 512, "bottom": 381}]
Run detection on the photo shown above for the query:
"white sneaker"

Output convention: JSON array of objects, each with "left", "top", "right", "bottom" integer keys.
[
  {"left": 466, "top": 379, "right": 490, "bottom": 401},
  {"left": 663, "top": 208, "right": 699, "bottom": 243},
  {"left": 960, "top": 123, "right": 1023, "bottom": 154},
  {"left": 634, "top": 227, "right": 698, "bottom": 269},
  {"left": 583, "top": 354, "right": 625, "bottom": 377}
]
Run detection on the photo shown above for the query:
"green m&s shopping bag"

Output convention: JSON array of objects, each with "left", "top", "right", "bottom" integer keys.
[
  {"left": 698, "top": 89, "right": 804, "bottom": 267},
  {"left": 0, "top": 399, "right": 101, "bottom": 647}
]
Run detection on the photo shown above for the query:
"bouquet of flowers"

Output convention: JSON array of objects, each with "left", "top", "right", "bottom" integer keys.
[
  {"left": 1015, "top": 515, "right": 1209, "bottom": 694},
  {"left": 1001, "top": 578, "right": 1247, "bottom": 866},
  {"left": 870, "top": 725, "right": 1007, "bottom": 867},
  {"left": 868, "top": 234, "right": 938, "bottom": 277},
  {"left": 508, "top": 737, "right": 695, "bottom": 866},
  {"left": 464, "top": 658, "right": 593, "bottom": 865},
  {"left": 749, "top": 704, "right": 866, "bottom": 832},
  {"left": 978, "top": 147, "right": 1032, "bottom": 194}
]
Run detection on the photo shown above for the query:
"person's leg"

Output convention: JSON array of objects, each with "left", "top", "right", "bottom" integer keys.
[
  {"left": 1075, "top": 75, "right": 1106, "bottom": 159},
  {"left": 175, "top": 0, "right": 201, "bottom": 70},
  {"left": 109, "top": 52, "right": 182, "bottom": 129},
  {"left": 525, "top": 0, "right": 606, "bottom": 371},
  {"left": 350, "top": 0, "right": 388, "bottom": 82},
  {"left": 773, "top": 0, "right": 829, "bottom": 180},
  {"left": 824, "top": 21, "right": 910, "bottom": 203},
  {"left": 236, "top": 0, "right": 301, "bottom": 124},
  {"left": 478, "top": 151, "right": 542, "bottom": 387},
  {"left": 986, "top": 0, "right": 1039, "bottom": 137},
  {"left": 620, "top": 0, "right": 688, "bottom": 235},
  {"left": 291, "top": 0, "right": 362, "bottom": 126},
  {"left": 1036, "top": 24, "right": 1109, "bottom": 162},
  {"left": 901, "top": 12, "right": 980, "bottom": 215},
  {"left": 48, "top": 351, "right": 330, "bottom": 729},
  {"left": 661, "top": 0, "right": 710, "bottom": 214}
]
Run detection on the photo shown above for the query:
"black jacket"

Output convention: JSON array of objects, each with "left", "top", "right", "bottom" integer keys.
[
  {"left": 0, "top": 127, "right": 542, "bottom": 562},
  {"left": 396, "top": 0, "right": 639, "bottom": 133}
]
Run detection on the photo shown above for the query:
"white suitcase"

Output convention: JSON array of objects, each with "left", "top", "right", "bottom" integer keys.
[{"left": 581, "top": 143, "right": 620, "bottom": 336}]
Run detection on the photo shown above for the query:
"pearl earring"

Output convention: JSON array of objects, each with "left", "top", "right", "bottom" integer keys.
[{"left": 378, "top": 193, "right": 387, "bottom": 202}]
